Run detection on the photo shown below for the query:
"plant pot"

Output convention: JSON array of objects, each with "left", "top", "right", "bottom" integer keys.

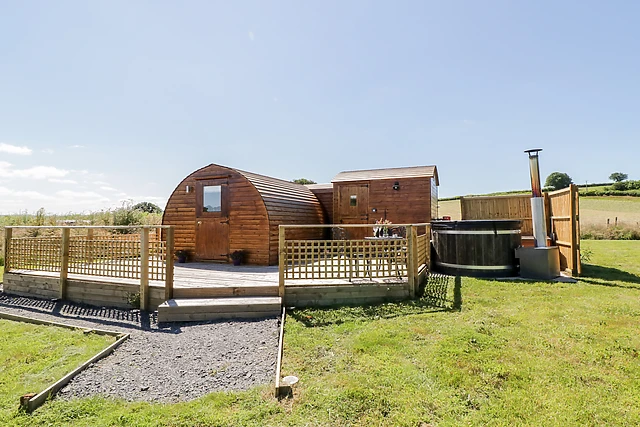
[
  {"left": 177, "top": 255, "right": 187, "bottom": 263},
  {"left": 232, "top": 258, "right": 242, "bottom": 266}
]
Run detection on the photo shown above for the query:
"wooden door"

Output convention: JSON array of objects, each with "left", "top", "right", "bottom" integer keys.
[
  {"left": 338, "top": 184, "right": 369, "bottom": 239},
  {"left": 195, "top": 179, "right": 229, "bottom": 261}
]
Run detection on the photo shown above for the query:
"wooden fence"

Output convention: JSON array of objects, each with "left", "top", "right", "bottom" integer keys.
[
  {"left": 460, "top": 186, "right": 581, "bottom": 275},
  {"left": 278, "top": 224, "right": 431, "bottom": 300},
  {"left": 3, "top": 226, "right": 175, "bottom": 310}
]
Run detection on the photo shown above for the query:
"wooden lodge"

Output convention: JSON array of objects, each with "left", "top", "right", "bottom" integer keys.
[
  {"left": 308, "top": 165, "right": 440, "bottom": 239},
  {"left": 162, "top": 164, "right": 324, "bottom": 265}
]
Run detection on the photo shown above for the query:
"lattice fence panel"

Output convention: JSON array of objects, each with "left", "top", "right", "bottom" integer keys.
[
  {"left": 68, "top": 236, "right": 142, "bottom": 279},
  {"left": 8, "top": 237, "right": 62, "bottom": 272},
  {"left": 284, "top": 238, "right": 409, "bottom": 280}
]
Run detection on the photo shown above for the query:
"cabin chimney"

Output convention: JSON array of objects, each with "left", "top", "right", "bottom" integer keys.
[{"left": 524, "top": 149, "right": 547, "bottom": 247}]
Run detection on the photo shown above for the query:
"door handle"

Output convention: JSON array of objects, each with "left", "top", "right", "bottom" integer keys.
[
  {"left": 221, "top": 220, "right": 229, "bottom": 224},
  {"left": 197, "top": 221, "right": 202, "bottom": 226}
]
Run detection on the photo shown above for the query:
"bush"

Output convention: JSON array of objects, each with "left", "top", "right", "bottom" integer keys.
[
  {"left": 581, "top": 224, "right": 640, "bottom": 240},
  {"left": 0, "top": 256, "right": 4, "bottom": 267}
]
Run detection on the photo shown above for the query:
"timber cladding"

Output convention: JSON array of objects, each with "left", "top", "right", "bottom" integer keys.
[
  {"left": 333, "top": 177, "right": 436, "bottom": 227},
  {"left": 162, "top": 164, "right": 324, "bottom": 266},
  {"left": 3, "top": 272, "right": 165, "bottom": 310}
]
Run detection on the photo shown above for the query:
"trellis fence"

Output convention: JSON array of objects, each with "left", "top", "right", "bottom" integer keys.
[
  {"left": 3, "top": 226, "right": 174, "bottom": 310},
  {"left": 278, "top": 224, "right": 431, "bottom": 299}
]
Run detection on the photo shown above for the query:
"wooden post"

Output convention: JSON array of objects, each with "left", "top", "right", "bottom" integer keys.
[
  {"left": 164, "top": 227, "right": 174, "bottom": 301},
  {"left": 59, "top": 228, "right": 70, "bottom": 300},
  {"left": 425, "top": 223, "right": 431, "bottom": 272},
  {"left": 406, "top": 225, "right": 416, "bottom": 298},
  {"left": 4, "top": 227, "right": 12, "bottom": 271},
  {"left": 569, "top": 184, "right": 579, "bottom": 276},
  {"left": 86, "top": 228, "right": 94, "bottom": 264},
  {"left": 278, "top": 226, "right": 286, "bottom": 299},
  {"left": 140, "top": 228, "right": 150, "bottom": 311}
]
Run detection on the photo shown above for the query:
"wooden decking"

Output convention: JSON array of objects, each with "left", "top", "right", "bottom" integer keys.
[{"left": 5, "top": 261, "right": 406, "bottom": 289}]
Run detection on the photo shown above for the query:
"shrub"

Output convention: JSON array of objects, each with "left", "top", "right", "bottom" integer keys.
[
  {"left": 0, "top": 256, "right": 4, "bottom": 267},
  {"left": 581, "top": 224, "right": 640, "bottom": 240}
]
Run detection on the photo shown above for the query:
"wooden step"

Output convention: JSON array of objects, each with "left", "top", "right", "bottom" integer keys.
[
  {"left": 172, "top": 285, "right": 279, "bottom": 299},
  {"left": 157, "top": 297, "right": 282, "bottom": 323}
]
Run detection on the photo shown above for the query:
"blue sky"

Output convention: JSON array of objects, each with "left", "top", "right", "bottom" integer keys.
[{"left": 1, "top": 1, "right": 638, "bottom": 214}]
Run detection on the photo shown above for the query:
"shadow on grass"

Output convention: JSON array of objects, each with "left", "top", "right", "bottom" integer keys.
[
  {"left": 579, "top": 263, "right": 640, "bottom": 288},
  {"left": 289, "top": 274, "right": 462, "bottom": 327}
]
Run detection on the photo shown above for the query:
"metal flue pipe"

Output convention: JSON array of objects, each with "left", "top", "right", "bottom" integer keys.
[{"left": 524, "top": 149, "right": 548, "bottom": 247}]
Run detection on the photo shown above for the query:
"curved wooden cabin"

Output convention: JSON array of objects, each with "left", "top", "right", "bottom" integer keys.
[{"left": 163, "top": 164, "right": 325, "bottom": 265}]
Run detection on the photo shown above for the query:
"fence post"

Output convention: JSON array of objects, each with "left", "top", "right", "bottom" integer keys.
[
  {"left": 425, "top": 223, "right": 431, "bottom": 272},
  {"left": 406, "top": 225, "right": 416, "bottom": 298},
  {"left": 140, "top": 228, "right": 150, "bottom": 311},
  {"left": 278, "top": 226, "right": 286, "bottom": 299},
  {"left": 86, "top": 228, "right": 94, "bottom": 264},
  {"left": 59, "top": 228, "right": 70, "bottom": 300},
  {"left": 570, "top": 184, "right": 579, "bottom": 276},
  {"left": 165, "top": 227, "right": 174, "bottom": 301},
  {"left": 3, "top": 227, "right": 12, "bottom": 271}
]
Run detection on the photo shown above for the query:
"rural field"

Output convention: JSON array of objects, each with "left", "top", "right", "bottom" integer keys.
[
  {"left": 0, "top": 240, "right": 638, "bottom": 426},
  {"left": 438, "top": 195, "right": 640, "bottom": 228}
]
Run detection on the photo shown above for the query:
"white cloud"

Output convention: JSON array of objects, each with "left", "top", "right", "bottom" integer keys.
[
  {"left": 100, "top": 186, "right": 118, "bottom": 192},
  {"left": 249, "top": 31, "right": 255, "bottom": 41},
  {"left": 68, "top": 144, "right": 85, "bottom": 149},
  {"left": 49, "top": 178, "right": 78, "bottom": 184},
  {"left": 56, "top": 190, "right": 108, "bottom": 200},
  {"left": 0, "top": 163, "right": 69, "bottom": 180},
  {"left": 93, "top": 180, "right": 109, "bottom": 185},
  {"left": 0, "top": 143, "right": 32, "bottom": 155},
  {"left": 42, "top": 148, "right": 55, "bottom": 154},
  {"left": 0, "top": 186, "right": 54, "bottom": 201}
]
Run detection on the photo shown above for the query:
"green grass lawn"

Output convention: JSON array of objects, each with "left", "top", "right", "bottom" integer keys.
[
  {"left": 4, "top": 241, "right": 640, "bottom": 426},
  {"left": 0, "top": 321, "right": 115, "bottom": 426}
]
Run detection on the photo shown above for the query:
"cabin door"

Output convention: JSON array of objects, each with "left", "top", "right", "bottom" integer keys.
[
  {"left": 338, "top": 184, "right": 369, "bottom": 239},
  {"left": 195, "top": 179, "right": 229, "bottom": 261}
]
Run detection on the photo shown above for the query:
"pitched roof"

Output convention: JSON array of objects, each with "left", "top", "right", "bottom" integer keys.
[
  {"left": 332, "top": 165, "right": 439, "bottom": 185},
  {"left": 304, "top": 183, "right": 333, "bottom": 190}
]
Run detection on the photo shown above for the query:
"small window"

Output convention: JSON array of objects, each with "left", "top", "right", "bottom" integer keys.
[
  {"left": 203, "top": 186, "right": 222, "bottom": 212},
  {"left": 350, "top": 195, "right": 357, "bottom": 206}
]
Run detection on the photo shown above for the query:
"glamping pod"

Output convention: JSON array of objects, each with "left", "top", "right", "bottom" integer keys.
[
  {"left": 162, "top": 164, "right": 324, "bottom": 265},
  {"left": 330, "top": 165, "right": 439, "bottom": 238}
]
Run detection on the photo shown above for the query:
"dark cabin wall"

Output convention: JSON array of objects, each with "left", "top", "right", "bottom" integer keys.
[
  {"left": 162, "top": 165, "right": 271, "bottom": 265},
  {"left": 308, "top": 188, "right": 334, "bottom": 224},
  {"left": 334, "top": 177, "right": 434, "bottom": 226},
  {"left": 239, "top": 171, "right": 325, "bottom": 265}
]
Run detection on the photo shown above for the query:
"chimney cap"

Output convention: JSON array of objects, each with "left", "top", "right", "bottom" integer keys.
[{"left": 524, "top": 148, "right": 543, "bottom": 155}]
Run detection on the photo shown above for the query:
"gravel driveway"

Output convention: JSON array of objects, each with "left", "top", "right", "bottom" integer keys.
[{"left": 0, "top": 292, "right": 280, "bottom": 403}]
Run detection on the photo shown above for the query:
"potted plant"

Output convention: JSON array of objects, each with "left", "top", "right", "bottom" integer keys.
[
  {"left": 229, "top": 250, "right": 246, "bottom": 266},
  {"left": 175, "top": 250, "right": 190, "bottom": 263}
]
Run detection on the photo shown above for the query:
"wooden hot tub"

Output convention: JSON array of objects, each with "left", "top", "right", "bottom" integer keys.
[{"left": 431, "top": 220, "right": 522, "bottom": 277}]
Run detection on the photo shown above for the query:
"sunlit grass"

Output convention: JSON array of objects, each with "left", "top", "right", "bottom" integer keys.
[{"left": 3, "top": 241, "right": 640, "bottom": 426}]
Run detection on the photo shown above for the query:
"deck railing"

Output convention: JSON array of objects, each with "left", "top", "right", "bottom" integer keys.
[
  {"left": 278, "top": 223, "right": 431, "bottom": 298},
  {"left": 3, "top": 226, "right": 174, "bottom": 310}
]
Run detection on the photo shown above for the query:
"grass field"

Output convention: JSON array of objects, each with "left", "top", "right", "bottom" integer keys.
[
  {"left": 0, "top": 321, "right": 115, "bottom": 425},
  {"left": 438, "top": 196, "right": 640, "bottom": 228},
  {"left": 2, "top": 240, "right": 638, "bottom": 426}
]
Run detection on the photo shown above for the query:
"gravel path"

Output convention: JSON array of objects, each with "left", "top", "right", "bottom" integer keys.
[{"left": 0, "top": 292, "right": 280, "bottom": 403}]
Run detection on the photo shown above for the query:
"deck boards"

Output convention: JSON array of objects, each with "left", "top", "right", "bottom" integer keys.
[{"left": 7, "top": 261, "right": 406, "bottom": 289}]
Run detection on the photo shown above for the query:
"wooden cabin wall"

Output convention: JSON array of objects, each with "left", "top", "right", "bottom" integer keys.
[
  {"left": 334, "top": 177, "right": 433, "bottom": 226},
  {"left": 162, "top": 165, "right": 271, "bottom": 265},
  {"left": 309, "top": 188, "right": 334, "bottom": 224},
  {"left": 239, "top": 171, "right": 325, "bottom": 265}
]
